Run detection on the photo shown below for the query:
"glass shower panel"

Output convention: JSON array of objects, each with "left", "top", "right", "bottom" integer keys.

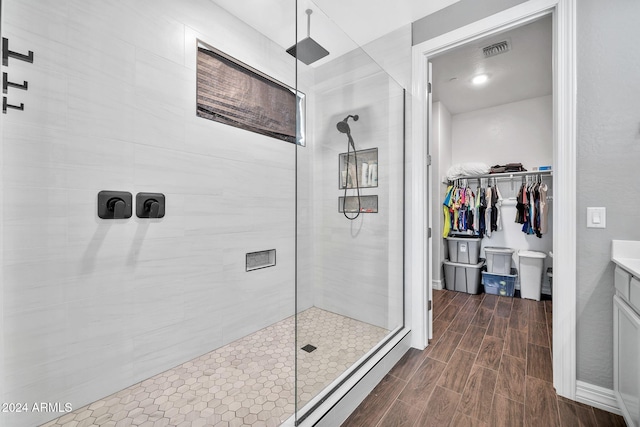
[
  {"left": 1, "top": 1, "right": 299, "bottom": 427},
  {"left": 294, "top": 0, "right": 405, "bottom": 421}
]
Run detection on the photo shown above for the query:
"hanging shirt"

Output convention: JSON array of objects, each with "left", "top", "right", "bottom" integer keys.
[
  {"left": 495, "top": 185, "right": 504, "bottom": 231},
  {"left": 539, "top": 183, "right": 549, "bottom": 234},
  {"left": 442, "top": 204, "right": 451, "bottom": 238},
  {"left": 515, "top": 183, "right": 524, "bottom": 224},
  {"left": 485, "top": 187, "right": 493, "bottom": 237},
  {"left": 473, "top": 187, "right": 480, "bottom": 235},
  {"left": 442, "top": 185, "right": 453, "bottom": 238},
  {"left": 490, "top": 187, "right": 499, "bottom": 232}
]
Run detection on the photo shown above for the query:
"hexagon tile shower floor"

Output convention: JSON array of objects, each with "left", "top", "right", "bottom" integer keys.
[{"left": 41, "top": 307, "right": 389, "bottom": 427}]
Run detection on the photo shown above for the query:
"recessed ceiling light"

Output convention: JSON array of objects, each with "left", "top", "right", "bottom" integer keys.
[{"left": 472, "top": 74, "right": 489, "bottom": 85}]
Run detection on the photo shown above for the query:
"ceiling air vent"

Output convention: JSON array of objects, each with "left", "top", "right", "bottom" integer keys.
[{"left": 482, "top": 40, "right": 510, "bottom": 58}]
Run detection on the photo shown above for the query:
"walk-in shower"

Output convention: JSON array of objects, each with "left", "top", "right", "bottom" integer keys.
[{"left": 0, "top": 1, "right": 405, "bottom": 426}]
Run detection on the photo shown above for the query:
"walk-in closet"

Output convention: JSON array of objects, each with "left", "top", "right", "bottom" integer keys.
[{"left": 430, "top": 15, "right": 554, "bottom": 303}]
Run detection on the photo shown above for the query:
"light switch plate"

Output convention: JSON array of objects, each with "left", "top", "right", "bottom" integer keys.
[{"left": 587, "top": 207, "right": 606, "bottom": 228}]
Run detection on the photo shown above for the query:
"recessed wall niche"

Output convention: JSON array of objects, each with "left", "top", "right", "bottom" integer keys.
[{"left": 338, "top": 148, "right": 378, "bottom": 189}]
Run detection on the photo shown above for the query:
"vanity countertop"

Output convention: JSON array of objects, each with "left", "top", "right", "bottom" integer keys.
[{"left": 612, "top": 240, "right": 640, "bottom": 277}]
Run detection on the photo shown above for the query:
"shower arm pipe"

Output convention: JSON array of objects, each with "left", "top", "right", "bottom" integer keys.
[{"left": 306, "top": 9, "right": 312, "bottom": 38}]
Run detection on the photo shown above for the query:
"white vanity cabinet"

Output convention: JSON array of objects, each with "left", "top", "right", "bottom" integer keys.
[
  {"left": 614, "top": 294, "right": 640, "bottom": 427},
  {"left": 613, "top": 258, "right": 640, "bottom": 427}
]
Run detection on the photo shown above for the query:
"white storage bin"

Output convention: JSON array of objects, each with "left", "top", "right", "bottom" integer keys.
[
  {"left": 446, "top": 237, "right": 481, "bottom": 264},
  {"left": 485, "top": 247, "right": 515, "bottom": 274}
]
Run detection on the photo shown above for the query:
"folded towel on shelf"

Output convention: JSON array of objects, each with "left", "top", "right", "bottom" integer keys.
[{"left": 446, "top": 162, "right": 490, "bottom": 181}]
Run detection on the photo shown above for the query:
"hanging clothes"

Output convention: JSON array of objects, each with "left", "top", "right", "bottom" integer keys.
[
  {"left": 442, "top": 179, "right": 505, "bottom": 238},
  {"left": 514, "top": 177, "right": 549, "bottom": 238},
  {"left": 442, "top": 182, "right": 477, "bottom": 236}
]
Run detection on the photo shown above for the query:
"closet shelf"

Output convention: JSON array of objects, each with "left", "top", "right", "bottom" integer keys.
[{"left": 445, "top": 170, "right": 552, "bottom": 183}]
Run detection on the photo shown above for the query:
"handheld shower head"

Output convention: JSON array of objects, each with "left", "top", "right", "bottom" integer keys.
[
  {"left": 336, "top": 120, "right": 350, "bottom": 134},
  {"left": 336, "top": 114, "right": 359, "bottom": 134}
]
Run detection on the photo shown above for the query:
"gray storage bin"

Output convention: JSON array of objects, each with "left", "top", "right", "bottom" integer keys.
[
  {"left": 446, "top": 237, "right": 481, "bottom": 264},
  {"left": 443, "top": 259, "right": 485, "bottom": 294},
  {"left": 484, "top": 247, "right": 514, "bottom": 274}
]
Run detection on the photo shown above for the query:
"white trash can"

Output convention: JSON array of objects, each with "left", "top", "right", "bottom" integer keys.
[{"left": 518, "top": 250, "right": 547, "bottom": 301}]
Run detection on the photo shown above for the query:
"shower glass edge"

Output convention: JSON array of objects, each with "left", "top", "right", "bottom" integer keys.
[{"left": 294, "top": 0, "right": 406, "bottom": 423}]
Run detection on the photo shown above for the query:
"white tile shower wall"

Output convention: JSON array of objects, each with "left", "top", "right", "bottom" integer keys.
[
  {"left": 296, "top": 71, "right": 316, "bottom": 312},
  {"left": 1, "top": 1, "right": 300, "bottom": 426},
  {"left": 361, "top": 29, "right": 411, "bottom": 332},
  {"left": 311, "top": 49, "right": 405, "bottom": 331}
]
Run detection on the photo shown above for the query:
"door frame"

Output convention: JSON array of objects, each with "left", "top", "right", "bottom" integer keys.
[{"left": 410, "top": 0, "right": 576, "bottom": 399}]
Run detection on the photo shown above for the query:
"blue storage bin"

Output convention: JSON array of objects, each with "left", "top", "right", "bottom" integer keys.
[{"left": 482, "top": 268, "right": 517, "bottom": 297}]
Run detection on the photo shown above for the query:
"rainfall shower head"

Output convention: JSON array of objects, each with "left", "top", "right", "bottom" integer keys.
[
  {"left": 286, "top": 9, "right": 330, "bottom": 65},
  {"left": 336, "top": 114, "right": 359, "bottom": 134}
]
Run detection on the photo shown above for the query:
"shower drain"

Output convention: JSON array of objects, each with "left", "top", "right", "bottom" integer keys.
[{"left": 301, "top": 344, "right": 317, "bottom": 353}]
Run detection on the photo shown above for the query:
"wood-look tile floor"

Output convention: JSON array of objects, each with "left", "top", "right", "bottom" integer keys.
[{"left": 343, "top": 289, "right": 627, "bottom": 427}]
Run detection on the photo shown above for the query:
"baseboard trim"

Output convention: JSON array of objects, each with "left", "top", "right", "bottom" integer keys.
[
  {"left": 433, "top": 279, "right": 443, "bottom": 290},
  {"left": 575, "top": 380, "right": 621, "bottom": 415}
]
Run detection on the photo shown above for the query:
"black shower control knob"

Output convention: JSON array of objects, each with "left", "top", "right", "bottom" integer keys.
[
  {"left": 145, "top": 199, "right": 160, "bottom": 218},
  {"left": 97, "top": 191, "right": 133, "bottom": 219},
  {"left": 136, "top": 193, "right": 165, "bottom": 218},
  {"left": 107, "top": 198, "right": 126, "bottom": 219}
]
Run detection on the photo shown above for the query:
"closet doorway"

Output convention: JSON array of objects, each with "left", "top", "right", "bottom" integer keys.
[
  {"left": 429, "top": 14, "right": 553, "bottom": 301},
  {"left": 411, "top": 0, "right": 577, "bottom": 400}
]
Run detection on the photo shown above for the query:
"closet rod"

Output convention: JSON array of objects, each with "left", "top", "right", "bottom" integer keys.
[{"left": 448, "top": 170, "right": 552, "bottom": 182}]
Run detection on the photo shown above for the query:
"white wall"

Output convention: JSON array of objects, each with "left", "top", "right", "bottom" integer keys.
[
  {"left": 432, "top": 102, "right": 453, "bottom": 288},
  {"left": 576, "top": 0, "right": 640, "bottom": 389},
  {"left": 451, "top": 95, "right": 552, "bottom": 169},
  {"left": 413, "top": 0, "right": 528, "bottom": 44},
  {"left": 446, "top": 95, "right": 553, "bottom": 287},
  {"left": 1, "top": 1, "right": 299, "bottom": 426}
]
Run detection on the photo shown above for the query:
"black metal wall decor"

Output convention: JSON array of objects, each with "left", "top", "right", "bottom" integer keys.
[
  {"left": 3, "top": 72, "right": 28, "bottom": 93},
  {"left": 2, "top": 37, "right": 34, "bottom": 65},
  {"left": 2, "top": 96, "right": 24, "bottom": 113},
  {"left": 2, "top": 37, "right": 33, "bottom": 114}
]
